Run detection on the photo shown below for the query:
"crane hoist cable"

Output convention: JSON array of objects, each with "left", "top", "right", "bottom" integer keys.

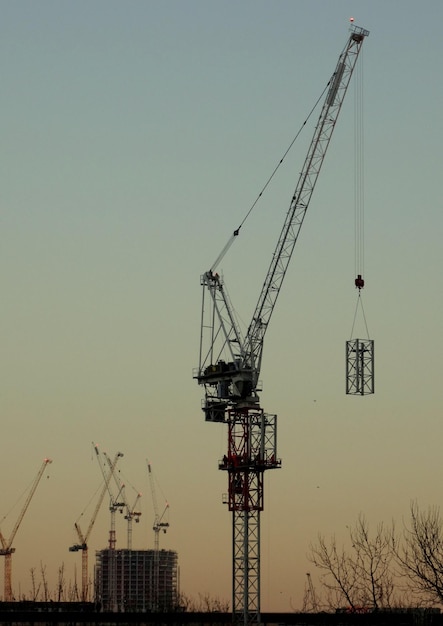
[
  {"left": 354, "top": 45, "right": 365, "bottom": 289},
  {"left": 350, "top": 292, "right": 370, "bottom": 340},
  {"left": 210, "top": 78, "right": 336, "bottom": 273},
  {"left": 351, "top": 46, "right": 370, "bottom": 339},
  {"left": 345, "top": 38, "right": 374, "bottom": 397}
]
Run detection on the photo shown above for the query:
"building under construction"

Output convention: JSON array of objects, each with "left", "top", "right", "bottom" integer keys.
[{"left": 95, "top": 549, "right": 178, "bottom": 612}]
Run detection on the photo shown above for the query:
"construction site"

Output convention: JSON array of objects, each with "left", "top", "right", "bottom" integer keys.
[
  {"left": 95, "top": 549, "right": 178, "bottom": 612},
  {"left": 0, "top": 22, "right": 372, "bottom": 622},
  {"left": 0, "top": 447, "right": 178, "bottom": 613}
]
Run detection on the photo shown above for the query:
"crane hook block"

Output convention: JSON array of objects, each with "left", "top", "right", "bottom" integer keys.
[{"left": 355, "top": 274, "right": 364, "bottom": 290}]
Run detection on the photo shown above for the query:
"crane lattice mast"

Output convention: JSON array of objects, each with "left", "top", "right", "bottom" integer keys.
[
  {"left": 194, "top": 24, "right": 369, "bottom": 626},
  {"left": 0, "top": 458, "right": 52, "bottom": 601}
]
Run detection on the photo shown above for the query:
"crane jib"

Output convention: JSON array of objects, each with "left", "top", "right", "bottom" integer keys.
[
  {"left": 327, "top": 61, "right": 345, "bottom": 106},
  {"left": 196, "top": 24, "right": 369, "bottom": 421}
]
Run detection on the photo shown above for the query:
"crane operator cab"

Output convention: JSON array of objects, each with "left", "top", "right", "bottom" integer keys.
[{"left": 198, "top": 360, "right": 258, "bottom": 422}]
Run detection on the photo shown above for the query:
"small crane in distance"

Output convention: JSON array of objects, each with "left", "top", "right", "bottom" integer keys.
[
  {"left": 147, "top": 461, "right": 169, "bottom": 551},
  {"left": 302, "top": 572, "right": 320, "bottom": 613},
  {"left": 0, "top": 458, "right": 52, "bottom": 601},
  {"left": 101, "top": 450, "right": 126, "bottom": 551},
  {"left": 124, "top": 491, "right": 142, "bottom": 551},
  {"left": 147, "top": 460, "right": 169, "bottom": 611},
  {"left": 69, "top": 444, "right": 123, "bottom": 602}
]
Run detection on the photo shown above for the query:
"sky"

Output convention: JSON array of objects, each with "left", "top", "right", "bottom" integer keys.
[{"left": 2, "top": 0, "right": 443, "bottom": 612}]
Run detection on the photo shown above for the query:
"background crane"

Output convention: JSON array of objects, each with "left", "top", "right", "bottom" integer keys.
[
  {"left": 147, "top": 460, "right": 169, "bottom": 611},
  {"left": 102, "top": 449, "right": 126, "bottom": 612},
  {"left": 69, "top": 445, "right": 123, "bottom": 602},
  {"left": 98, "top": 449, "right": 142, "bottom": 550},
  {"left": 0, "top": 458, "right": 52, "bottom": 601},
  {"left": 124, "top": 492, "right": 142, "bottom": 551},
  {"left": 102, "top": 451, "right": 126, "bottom": 551},
  {"left": 194, "top": 24, "right": 369, "bottom": 626},
  {"left": 302, "top": 572, "right": 320, "bottom": 613}
]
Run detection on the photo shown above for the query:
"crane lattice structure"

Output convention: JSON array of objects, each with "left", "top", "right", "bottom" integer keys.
[
  {"left": 101, "top": 450, "right": 126, "bottom": 611},
  {"left": 0, "top": 458, "right": 52, "bottom": 601},
  {"left": 194, "top": 24, "right": 369, "bottom": 626},
  {"left": 147, "top": 461, "right": 169, "bottom": 611},
  {"left": 69, "top": 445, "right": 123, "bottom": 602},
  {"left": 302, "top": 572, "right": 320, "bottom": 613},
  {"left": 98, "top": 450, "right": 126, "bottom": 551},
  {"left": 125, "top": 492, "right": 142, "bottom": 551}
]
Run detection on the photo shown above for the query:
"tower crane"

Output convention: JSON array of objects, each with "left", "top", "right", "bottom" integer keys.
[
  {"left": 0, "top": 458, "right": 52, "bottom": 601},
  {"left": 102, "top": 451, "right": 126, "bottom": 551},
  {"left": 147, "top": 461, "right": 169, "bottom": 611},
  {"left": 194, "top": 24, "right": 369, "bottom": 626},
  {"left": 124, "top": 492, "right": 142, "bottom": 551},
  {"left": 69, "top": 445, "right": 123, "bottom": 602},
  {"left": 302, "top": 572, "right": 319, "bottom": 613},
  {"left": 99, "top": 450, "right": 142, "bottom": 550},
  {"left": 101, "top": 450, "right": 126, "bottom": 612}
]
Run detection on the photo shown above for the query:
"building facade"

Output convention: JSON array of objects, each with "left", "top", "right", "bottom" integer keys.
[{"left": 95, "top": 549, "right": 178, "bottom": 612}]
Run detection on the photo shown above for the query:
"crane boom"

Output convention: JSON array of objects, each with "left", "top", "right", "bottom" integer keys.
[
  {"left": 196, "top": 24, "right": 369, "bottom": 423},
  {"left": 0, "top": 458, "right": 52, "bottom": 601},
  {"left": 246, "top": 27, "right": 367, "bottom": 380},
  {"left": 84, "top": 446, "right": 123, "bottom": 545},
  {"left": 147, "top": 461, "right": 169, "bottom": 550}
]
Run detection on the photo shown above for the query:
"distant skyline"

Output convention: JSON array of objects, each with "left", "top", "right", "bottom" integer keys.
[{"left": 2, "top": 0, "right": 443, "bottom": 611}]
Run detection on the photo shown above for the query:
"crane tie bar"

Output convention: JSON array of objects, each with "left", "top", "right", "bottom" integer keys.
[{"left": 210, "top": 79, "right": 333, "bottom": 272}]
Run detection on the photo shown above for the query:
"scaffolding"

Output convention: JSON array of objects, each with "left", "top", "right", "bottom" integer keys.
[{"left": 95, "top": 549, "right": 178, "bottom": 612}]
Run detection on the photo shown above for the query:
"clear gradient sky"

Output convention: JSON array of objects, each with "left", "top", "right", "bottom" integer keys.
[{"left": 2, "top": 0, "right": 443, "bottom": 611}]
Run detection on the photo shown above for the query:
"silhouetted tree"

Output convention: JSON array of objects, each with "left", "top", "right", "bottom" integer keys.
[
  {"left": 178, "top": 591, "right": 229, "bottom": 612},
  {"left": 309, "top": 513, "right": 396, "bottom": 611},
  {"left": 29, "top": 567, "right": 41, "bottom": 601},
  {"left": 394, "top": 501, "right": 443, "bottom": 605}
]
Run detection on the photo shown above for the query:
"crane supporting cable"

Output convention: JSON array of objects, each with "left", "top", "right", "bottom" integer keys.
[
  {"left": 210, "top": 79, "right": 334, "bottom": 273},
  {"left": 346, "top": 46, "right": 374, "bottom": 396}
]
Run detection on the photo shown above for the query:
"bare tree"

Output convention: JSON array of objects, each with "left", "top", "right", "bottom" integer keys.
[
  {"left": 394, "top": 501, "right": 443, "bottom": 605},
  {"left": 57, "top": 563, "right": 66, "bottom": 602},
  {"left": 40, "top": 562, "right": 49, "bottom": 602},
  {"left": 177, "top": 591, "right": 229, "bottom": 612},
  {"left": 29, "top": 567, "right": 41, "bottom": 601},
  {"left": 309, "top": 513, "right": 396, "bottom": 611}
]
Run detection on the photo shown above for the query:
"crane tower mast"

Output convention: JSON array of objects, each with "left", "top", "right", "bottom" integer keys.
[{"left": 194, "top": 24, "right": 369, "bottom": 626}]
